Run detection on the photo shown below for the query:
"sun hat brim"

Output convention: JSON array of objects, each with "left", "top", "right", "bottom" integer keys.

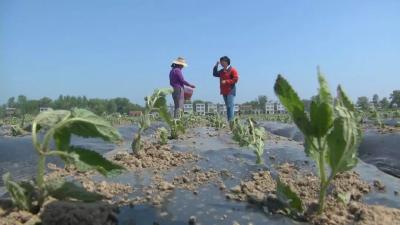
[{"left": 172, "top": 60, "right": 188, "bottom": 67}]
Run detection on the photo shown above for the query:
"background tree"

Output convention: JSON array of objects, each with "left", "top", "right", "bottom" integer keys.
[
  {"left": 17, "top": 95, "right": 29, "bottom": 126},
  {"left": 0, "top": 105, "right": 5, "bottom": 118},
  {"left": 257, "top": 95, "right": 268, "bottom": 110},
  {"left": 380, "top": 97, "right": 390, "bottom": 109},
  {"left": 357, "top": 96, "right": 370, "bottom": 111},
  {"left": 106, "top": 101, "right": 118, "bottom": 114},
  {"left": 372, "top": 94, "right": 379, "bottom": 107},
  {"left": 7, "top": 97, "right": 16, "bottom": 108},
  {"left": 389, "top": 90, "right": 400, "bottom": 108},
  {"left": 39, "top": 97, "right": 52, "bottom": 107}
]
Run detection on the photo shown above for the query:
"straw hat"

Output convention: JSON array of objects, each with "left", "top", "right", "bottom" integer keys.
[{"left": 172, "top": 57, "right": 188, "bottom": 67}]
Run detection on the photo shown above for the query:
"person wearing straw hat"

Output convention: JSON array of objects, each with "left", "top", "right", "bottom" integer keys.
[
  {"left": 213, "top": 56, "right": 239, "bottom": 124},
  {"left": 169, "top": 57, "right": 195, "bottom": 118}
]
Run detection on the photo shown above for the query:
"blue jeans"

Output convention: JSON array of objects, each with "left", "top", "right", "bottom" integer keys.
[{"left": 223, "top": 94, "right": 235, "bottom": 122}]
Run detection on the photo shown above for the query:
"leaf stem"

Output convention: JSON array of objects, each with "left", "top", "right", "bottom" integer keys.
[
  {"left": 31, "top": 120, "right": 42, "bottom": 154},
  {"left": 317, "top": 137, "right": 327, "bottom": 213},
  {"left": 36, "top": 154, "right": 45, "bottom": 190}
]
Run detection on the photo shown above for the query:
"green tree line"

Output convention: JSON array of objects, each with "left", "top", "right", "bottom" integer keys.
[
  {"left": 356, "top": 90, "right": 400, "bottom": 111},
  {"left": 0, "top": 95, "right": 144, "bottom": 118}
]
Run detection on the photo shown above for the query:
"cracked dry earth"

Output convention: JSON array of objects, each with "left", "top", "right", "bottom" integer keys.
[
  {"left": 128, "top": 166, "right": 228, "bottom": 207},
  {"left": 112, "top": 141, "right": 199, "bottom": 170}
]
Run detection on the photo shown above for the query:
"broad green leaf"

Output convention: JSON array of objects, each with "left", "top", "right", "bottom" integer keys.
[
  {"left": 274, "top": 75, "right": 311, "bottom": 135},
  {"left": 55, "top": 108, "right": 122, "bottom": 144},
  {"left": 46, "top": 179, "right": 103, "bottom": 202},
  {"left": 68, "top": 147, "right": 125, "bottom": 176},
  {"left": 54, "top": 128, "right": 71, "bottom": 150},
  {"left": 327, "top": 115, "right": 360, "bottom": 174},
  {"left": 156, "top": 87, "right": 173, "bottom": 96},
  {"left": 2, "top": 173, "right": 31, "bottom": 211},
  {"left": 337, "top": 85, "right": 355, "bottom": 112},
  {"left": 276, "top": 178, "right": 303, "bottom": 213},
  {"left": 310, "top": 101, "right": 333, "bottom": 138},
  {"left": 310, "top": 72, "right": 334, "bottom": 138},
  {"left": 159, "top": 106, "right": 173, "bottom": 126},
  {"left": 48, "top": 148, "right": 125, "bottom": 176},
  {"left": 317, "top": 70, "right": 333, "bottom": 105},
  {"left": 34, "top": 110, "right": 70, "bottom": 131},
  {"left": 149, "top": 88, "right": 172, "bottom": 110},
  {"left": 254, "top": 127, "right": 266, "bottom": 138},
  {"left": 154, "top": 97, "right": 167, "bottom": 110}
]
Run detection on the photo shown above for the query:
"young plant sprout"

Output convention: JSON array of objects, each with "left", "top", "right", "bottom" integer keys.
[
  {"left": 231, "top": 117, "right": 266, "bottom": 164},
  {"left": 371, "top": 105, "right": 384, "bottom": 128},
  {"left": 169, "top": 118, "right": 185, "bottom": 139},
  {"left": 274, "top": 68, "right": 362, "bottom": 213},
  {"left": 207, "top": 113, "right": 226, "bottom": 130},
  {"left": 131, "top": 88, "right": 173, "bottom": 153},
  {"left": 2, "top": 108, "right": 125, "bottom": 213},
  {"left": 157, "top": 127, "right": 169, "bottom": 145}
]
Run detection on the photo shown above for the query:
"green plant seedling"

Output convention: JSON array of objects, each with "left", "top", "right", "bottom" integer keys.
[
  {"left": 132, "top": 88, "right": 173, "bottom": 153},
  {"left": 274, "top": 68, "right": 362, "bottom": 213},
  {"left": 2, "top": 108, "right": 125, "bottom": 213},
  {"left": 231, "top": 117, "right": 266, "bottom": 164},
  {"left": 276, "top": 178, "right": 304, "bottom": 216},
  {"left": 207, "top": 113, "right": 226, "bottom": 130},
  {"left": 371, "top": 105, "right": 384, "bottom": 129},
  {"left": 157, "top": 127, "right": 169, "bottom": 145}
]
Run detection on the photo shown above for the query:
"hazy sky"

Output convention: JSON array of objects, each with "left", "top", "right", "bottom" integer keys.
[{"left": 1, "top": 0, "right": 399, "bottom": 105}]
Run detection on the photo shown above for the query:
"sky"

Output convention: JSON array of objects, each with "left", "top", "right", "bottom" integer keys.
[{"left": 1, "top": 0, "right": 400, "bottom": 105}]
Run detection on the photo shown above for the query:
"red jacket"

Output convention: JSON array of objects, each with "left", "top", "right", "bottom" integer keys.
[{"left": 213, "top": 66, "right": 239, "bottom": 95}]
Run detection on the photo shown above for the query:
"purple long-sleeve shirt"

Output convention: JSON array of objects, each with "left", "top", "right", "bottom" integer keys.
[{"left": 169, "top": 68, "right": 191, "bottom": 88}]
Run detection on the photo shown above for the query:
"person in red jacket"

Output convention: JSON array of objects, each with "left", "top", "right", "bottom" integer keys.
[{"left": 213, "top": 56, "right": 239, "bottom": 123}]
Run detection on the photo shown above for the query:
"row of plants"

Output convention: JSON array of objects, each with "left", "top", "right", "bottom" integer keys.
[
  {"left": 0, "top": 69, "right": 371, "bottom": 223},
  {"left": 181, "top": 113, "right": 208, "bottom": 128},
  {"left": 197, "top": 68, "right": 362, "bottom": 218},
  {"left": 102, "top": 113, "right": 142, "bottom": 126},
  {"left": 250, "top": 114, "right": 292, "bottom": 123},
  {"left": 358, "top": 108, "right": 400, "bottom": 128},
  {"left": 0, "top": 114, "right": 35, "bottom": 127}
]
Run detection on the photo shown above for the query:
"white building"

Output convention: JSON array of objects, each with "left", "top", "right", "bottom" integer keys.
[
  {"left": 253, "top": 109, "right": 264, "bottom": 114},
  {"left": 265, "top": 101, "right": 275, "bottom": 114},
  {"left": 195, "top": 103, "right": 206, "bottom": 115},
  {"left": 217, "top": 104, "right": 227, "bottom": 114},
  {"left": 234, "top": 104, "right": 240, "bottom": 114},
  {"left": 184, "top": 103, "right": 193, "bottom": 114},
  {"left": 239, "top": 105, "right": 253, "bottom": 114},
  {"left": 275, "top": 102, "right": 287, "bottom": 114},
  {"left": 206, "top": 103, "right": 217, "bottom": 115}
]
